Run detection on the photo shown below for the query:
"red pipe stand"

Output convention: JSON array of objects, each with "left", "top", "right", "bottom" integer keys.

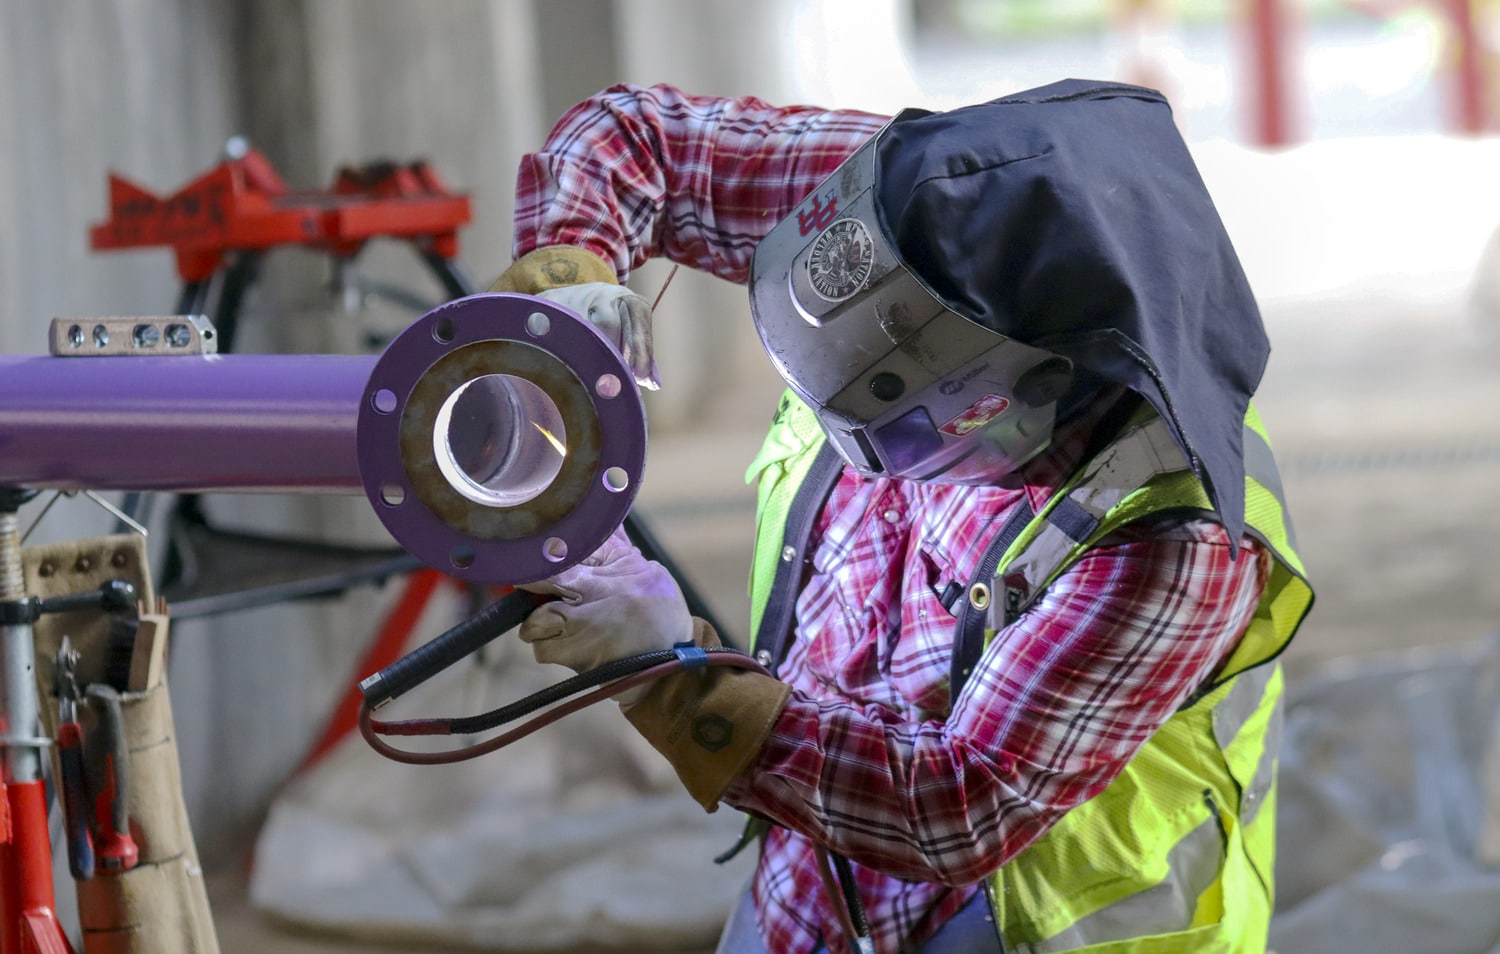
[{"left": 0, "top": 780, "right": 73, "bottom": 954}]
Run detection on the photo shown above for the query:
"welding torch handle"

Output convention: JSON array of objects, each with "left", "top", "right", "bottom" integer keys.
[{"left": 360, "top": 589, "right": 542, "bottom": 710}]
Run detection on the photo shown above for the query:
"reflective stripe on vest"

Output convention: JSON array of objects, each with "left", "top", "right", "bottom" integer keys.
[
  {"left": 985, "top": 413, "right": 1291, "bottom": 633},
  {"left": 1010, "top": 813, "right": 1225, "bottom": 954},
  {"left": 1002, "top": 663, "right": 1286, "bottom": 952},
  {"left": 985, "top": 414, "right": 1188, "bottom": 630},
  {"left": 1242, "top": 420, "right": 1298, "bottom": 552},
  {"left": 950, "top": 409, "right": 1294, "bottom": 693},
  {"left": 1217, "top": 662, "right": 1283, "bottom": 828}
]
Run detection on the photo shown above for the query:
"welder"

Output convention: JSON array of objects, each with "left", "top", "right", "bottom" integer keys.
[{"left": 490, "top": 80, "right": 1313, "bottom": 954}]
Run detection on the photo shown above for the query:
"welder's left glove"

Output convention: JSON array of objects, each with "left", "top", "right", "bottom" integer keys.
[
  {"left": 489, "top": 245, "right": 661, "bottom": 390},
  {"left": 536, "top": 283, "right": 660, "bottom": 392},
  {"left": 517, "top": 530, "right": 792, "bottom": 810}
]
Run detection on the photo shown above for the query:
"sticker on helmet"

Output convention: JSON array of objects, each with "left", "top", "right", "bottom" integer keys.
[
  {"left": 940, "top": 393, "right": 1011, "bottom": 436},
  {"left": 797, "top": 191, "right": 840, "bottom": 236},
  {"left": 807, "top": 218, "right": 874, "bottom": 301}
]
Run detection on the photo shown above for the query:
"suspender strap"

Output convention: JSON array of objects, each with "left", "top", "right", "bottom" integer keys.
[
  {"left": 717, "top": 444, "right": 842, "bottom": 868},
  {"left": 753, "top": 443, "right": 844, "bottom": 673},
  {"left": 951, "top": 413, "right": 1191, "bottom": 699},
  {"left": 950, "top": 499, "right": 1034, "bottom": 697}
]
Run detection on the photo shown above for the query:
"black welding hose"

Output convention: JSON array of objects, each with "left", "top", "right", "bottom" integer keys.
[
  {"left": 446, "top": 646, "right": 743, "bottom": 734},
  {"left": 360, "top": 650, "right": 770, "bottom": 765},
  {"left": 371, "top": 644, "right": 754, "bottom": 737}
]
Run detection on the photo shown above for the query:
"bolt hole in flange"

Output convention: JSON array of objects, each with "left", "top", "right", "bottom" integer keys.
[
  {"left": 357, "top": 294, "right": 648, "bottom": 585},
  {"left": 373, "top": 389, "right": 399, "bottom": 415}
]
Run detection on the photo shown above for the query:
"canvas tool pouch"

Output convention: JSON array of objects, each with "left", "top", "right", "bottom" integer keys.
[{"left": 25, "top": 533, "right": 219, "bottom": 954}]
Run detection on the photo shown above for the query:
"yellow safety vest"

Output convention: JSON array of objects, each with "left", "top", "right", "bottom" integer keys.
[{"left": 744, "top": 390, "right": 1313, "bottom": 953}]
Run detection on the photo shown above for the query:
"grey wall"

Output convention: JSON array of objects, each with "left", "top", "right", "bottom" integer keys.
[
  {"left": 0, "top": 0, "right": 557, "bottom": 857},
  {"left": 0, "top": 0, "right": 241, "bottom": 351}
]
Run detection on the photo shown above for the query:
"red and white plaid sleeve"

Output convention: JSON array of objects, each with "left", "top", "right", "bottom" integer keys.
[{"left": 510, "top": 83, "right": 888, "bottom": 283}]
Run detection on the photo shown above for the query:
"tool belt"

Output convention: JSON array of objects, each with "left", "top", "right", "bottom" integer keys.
[{"left": 26, "top": 533, "right": 219, "bottom": 954}]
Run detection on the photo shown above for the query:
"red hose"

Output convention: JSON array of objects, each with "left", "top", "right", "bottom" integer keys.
[{"left": 359, "top": 652, "right": 768, "bottom": 765}]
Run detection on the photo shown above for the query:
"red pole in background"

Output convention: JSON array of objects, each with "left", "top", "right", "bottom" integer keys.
[
  {"left": 1245, "top": 0, "right": 1297, "bottom": 147},
  {"left": 1446, "top": 0, "right": 1488, "bottom": 134},
  {"left": 293, "top": 569, "right": 449, "bottom": 777}
]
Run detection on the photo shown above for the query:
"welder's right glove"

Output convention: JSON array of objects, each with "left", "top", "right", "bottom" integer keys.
[
  {"left": 490, "top": 245, "right": 660, "bottom": 390},
  {"left": 622, "top": 618, "right": 791, "bottom": 810},
  {"left": 516, "top": 528, "right": 791, "bottom": 811},
  {"left": 516, "top": 528, "right": 692, "bottom": 704}
]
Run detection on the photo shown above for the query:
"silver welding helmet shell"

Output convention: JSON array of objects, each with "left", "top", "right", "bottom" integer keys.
[
  {"left": 749, "top": 112, "right": 1074, "bottom": 483},
  {"left": 749, "top": 80, "right": 1273, "bottom": 545}
]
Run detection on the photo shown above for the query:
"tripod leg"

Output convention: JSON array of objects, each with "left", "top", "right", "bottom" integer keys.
[
  {"left": 208, "top": 251, "right": 262, "bottom": 355},
  {"left": 174, "top": 279, "right": 211, "bottom": 317},
  {"left": 418, "top": 248, "right": 475, "bottom": 301}
]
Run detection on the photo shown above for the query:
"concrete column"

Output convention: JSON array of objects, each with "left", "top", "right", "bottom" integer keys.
[
  {"left": 162, "top": 0, "right": 562, "bottom": 857},
  {"left": 605, "top": 0, "right": 804, "bottom": 432},
  {"left": 777, "top": 0, "right": 919, "bottom": 110},
  {"left": 0, "top": 0, "right": 241, "bottom": 352}
]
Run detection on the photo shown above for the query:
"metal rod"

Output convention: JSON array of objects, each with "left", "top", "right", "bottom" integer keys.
[
  {"left": 0, "top": 511, "right": 22, "bottom": 599},
  {"left": 210, "top": 251, "right": 262, "bottom": 354},
  {"left": 419, "top": 248, "right": 476, "bottom": 301},
  {"left": 0, "top": 353, "right": 372, "bottom": 493},
  {"left": 82, "top": 490, "right": 149, "bottom": 538},
  {"left": 0, "top": 508, "right": 44, "bottom": 785}
]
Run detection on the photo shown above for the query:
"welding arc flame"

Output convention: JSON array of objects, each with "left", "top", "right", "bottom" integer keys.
[{"left": 533, "top": 422, "right": 567, "bottom": 457}]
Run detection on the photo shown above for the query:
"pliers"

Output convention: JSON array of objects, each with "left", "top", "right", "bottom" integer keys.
[{"left": 54, "top": 637, "right": 94, "bottom": 880}]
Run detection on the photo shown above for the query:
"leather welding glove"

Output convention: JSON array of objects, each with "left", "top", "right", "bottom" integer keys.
[
  {"left": 490, "top": 245, "right": 661, "bottom": 390},
  {"left": 537, "top": 283, "right": 660, "bottom": 392},
  {"left": 517, "top": 528, "right": 792, "bottom": 809},
  {"left": 516, "top": 528, "right": 692, "bottom": 706}
]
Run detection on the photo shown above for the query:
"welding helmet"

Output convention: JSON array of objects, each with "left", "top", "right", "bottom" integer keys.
[
  {"left": 749, "top": 110, "right": 1075, "bottom": 484},
  {"left": 752, "top": 80, "right": 1273, "bottom": 544}
]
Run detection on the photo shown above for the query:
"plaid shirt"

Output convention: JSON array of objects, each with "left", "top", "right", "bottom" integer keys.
[{"left": 513, "top": 84, "right": 1272, "bottom": 954}]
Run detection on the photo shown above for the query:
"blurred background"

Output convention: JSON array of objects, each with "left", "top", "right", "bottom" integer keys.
[{"left": 4, "top": 0, "right": 1500, "bottom": 951}]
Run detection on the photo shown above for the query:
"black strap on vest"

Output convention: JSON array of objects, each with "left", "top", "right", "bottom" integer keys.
[
  {"left": 714, "top": 444, "right": 842, "bottom": 868},
  {"left": 949, "top": 501, "right": 1034, "bottom": 700},
  {"left": 753, "top": 444, "right": 845, "bottom": 673},
  {"left": 948, "top": 395, "right": 1151, "bottom": 701}
]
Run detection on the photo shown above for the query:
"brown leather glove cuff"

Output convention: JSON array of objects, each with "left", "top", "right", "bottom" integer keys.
[
  {"left": 488, "top": 245, "right": 619, "bottom": 293},
  {"left": 624, "top": 618, "right": 792, "bottom": 811}
]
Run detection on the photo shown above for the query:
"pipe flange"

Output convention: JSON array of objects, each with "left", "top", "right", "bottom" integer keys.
[{"left": 357, "top": 294, "right": 646, "bottom": 584}]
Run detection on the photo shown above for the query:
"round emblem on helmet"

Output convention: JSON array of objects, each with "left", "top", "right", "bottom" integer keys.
[{"left": 807, "top": 218, "right": 874, "bottom": 302}]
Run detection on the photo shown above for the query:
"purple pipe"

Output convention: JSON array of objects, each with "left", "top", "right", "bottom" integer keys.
[
  {"left": 0, "top": 294, "right": 648, "bottom": 584},
  {"left": 0, "top": 353, "right": 373, "bottom": 493}
]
